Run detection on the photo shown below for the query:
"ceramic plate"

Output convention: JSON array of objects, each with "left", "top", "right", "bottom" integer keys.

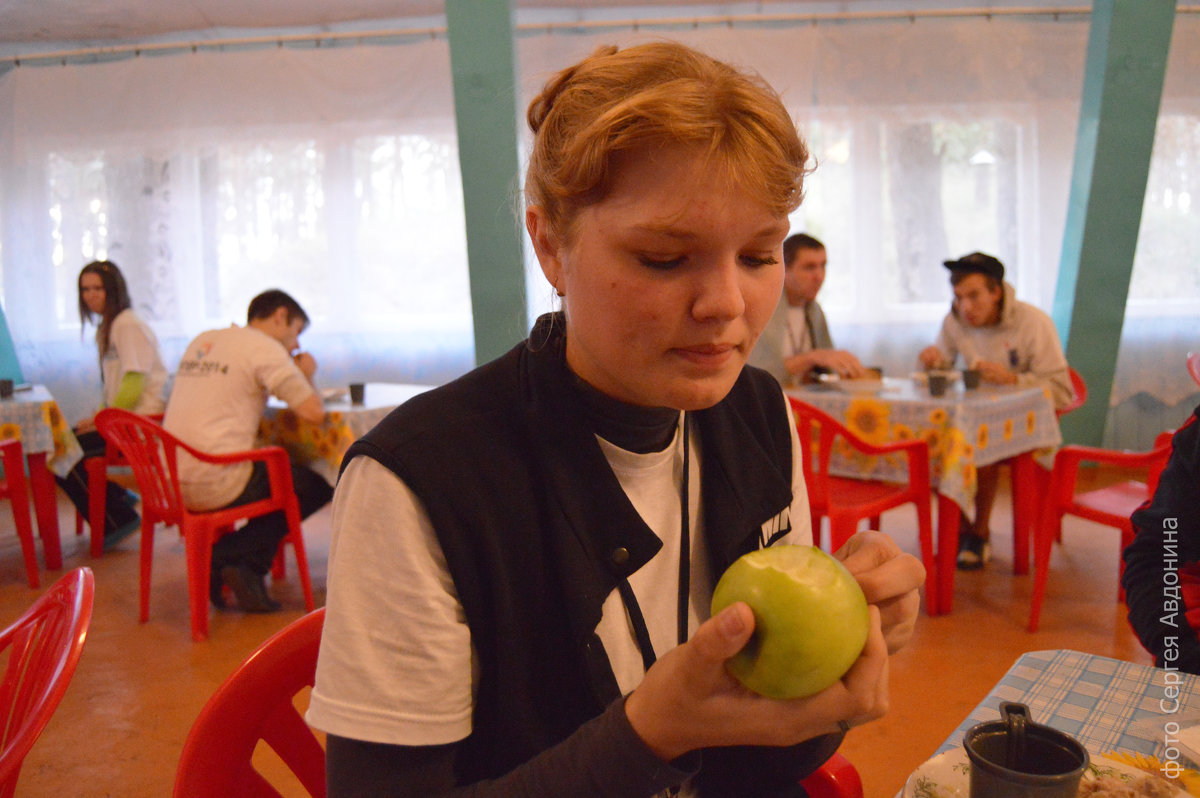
[
  {"left": 902, "top": 748, "right": 1200, "bottom": 798},
  {"left": 831, "top": 378, "right": 885, "bottom": 395}
]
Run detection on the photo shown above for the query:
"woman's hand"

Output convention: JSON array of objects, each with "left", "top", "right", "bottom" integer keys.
[
  {"left": 624, "top": 602, "right": 889, "bottom": 762},
  {"left": 74, "top": 415, "right": 96, "bottom": 434},
  {"left": 834, "top": 530, "right": 925, "bottom": 653}
]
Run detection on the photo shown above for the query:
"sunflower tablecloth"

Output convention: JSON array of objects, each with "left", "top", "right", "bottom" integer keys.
[
  {"left": 0, "top": 385, "right": 84, "bottom": 477},
  {"left": 258, "top": 383, "right": 432, "bottom": 484},
  {"left": 787, "top": 378, "right": 1061, "bottom": 519}
]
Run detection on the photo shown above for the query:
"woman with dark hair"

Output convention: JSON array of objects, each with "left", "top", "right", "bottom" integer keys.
[{"left": 56, "top": 259, "right": 168, "bottom": 549}]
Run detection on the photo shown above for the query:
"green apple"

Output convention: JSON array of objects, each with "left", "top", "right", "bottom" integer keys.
[{"left": 710, "top": 544, "right": 869, "bottom": 699}]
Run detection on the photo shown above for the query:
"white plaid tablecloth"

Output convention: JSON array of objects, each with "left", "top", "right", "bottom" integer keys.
[{"left": 937, "top": 649, "right": 1200, "bottom": 759}]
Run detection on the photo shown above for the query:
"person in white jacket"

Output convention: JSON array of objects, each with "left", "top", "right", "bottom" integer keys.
[{"left": 919, "top": 251, "right": 1074, "bottom": 570}]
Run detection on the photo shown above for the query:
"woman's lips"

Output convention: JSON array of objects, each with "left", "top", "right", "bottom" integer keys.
[{"left": 674, "top": 343, "right": 738, "bottom": 368}]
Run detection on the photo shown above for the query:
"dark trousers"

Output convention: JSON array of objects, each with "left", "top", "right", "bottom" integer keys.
[
  {"left": 53, "top": 430, "right": 140, "bottom": 535},
  {"left": 210, "top": 461, "right": 333, "bottom": 575}
]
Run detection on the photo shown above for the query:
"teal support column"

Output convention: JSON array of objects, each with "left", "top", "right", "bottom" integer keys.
[
  {"left": 1052, "top": 0, "right": 1176, "bottom": 445},
  {"left": 446, "top": 0, "right": 527, "bottom": 365},
  {"left": 0, "top": 302, "right": 23, "bottom": 383}
]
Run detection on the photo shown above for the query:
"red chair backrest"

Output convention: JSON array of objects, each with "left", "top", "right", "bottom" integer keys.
[
  {"left": 0, "top": 568, "right": 95, "bottom": 798},
  {"left": 0, "top": 438, "right": 23, "bottom": 500},
  {"left": 173, "top": 608, "right": 326, "bottom": 797},
  {"left": 1057, "top": 367, "right": 1087, "bottom": 418},
  {"left": 787, "top": 398, "right": 845, "bottom": 512},
  {"left": 94, "top": 408, "right": 188, "bottom": 528}
]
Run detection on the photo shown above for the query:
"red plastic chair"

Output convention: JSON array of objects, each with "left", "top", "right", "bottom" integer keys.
[
  {"left": 171, "top": 606, "right": 858, "bottom": 798},
  {"left": 799, "top": 752, "right": 864, "bottom": 797},
  {"left": 1055, "top": 367, "right": 1087, "bottom": 418},
  {"left": 173, "top": 607, "right": 326, "bottom": 797},
  {"left": 1188, "top": 352, "right": 1200, "bottom": 388},
  {"left": 0, "top": 567, "right": 95, "bottom": 797},
  {"left": 787, "top": 397, "right": 934, "bottom": 597},
  {"left": 94, "top": 408, "right": 314, "bottom": 642},
  {"left": 0, "top": 439, "right": 40, "bottom": 588},
  {"left": 73, "top": 414, "right": 163, "bottom": 558},
  {"left": 1028, "top": 430, "right": 1175, "bottom": 632}
]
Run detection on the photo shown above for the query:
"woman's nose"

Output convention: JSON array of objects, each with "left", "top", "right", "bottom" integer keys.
[{"left": 692, "top": 260, "right": 746, "bottom": 322}]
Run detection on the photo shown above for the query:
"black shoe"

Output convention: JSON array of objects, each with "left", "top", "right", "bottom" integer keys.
[
  {"left": 219, "top": 564, "right": 281, "bottom": 613},
  {"left": 103, "top": 518, "right": 141, "bottom": 552},
  {"left": 957, "top": 530, "right": 992, "bottom": 571}
]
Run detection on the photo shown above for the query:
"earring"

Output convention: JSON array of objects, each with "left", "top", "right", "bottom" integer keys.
[{"left": 556, "top": 288, "right": 565, "bottom": 297}]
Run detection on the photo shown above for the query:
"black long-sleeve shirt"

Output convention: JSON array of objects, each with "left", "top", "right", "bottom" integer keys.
[{"left": 1122, "top": 405, "right": 1200, "bottom": 672}]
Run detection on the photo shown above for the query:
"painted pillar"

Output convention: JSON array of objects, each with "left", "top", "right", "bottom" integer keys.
[
  {"left": 445, "top": 0, "right": 528, "bottom": 365},
  {"left": 1052, "top": 0, "right": 1176, "bottom": 444}
]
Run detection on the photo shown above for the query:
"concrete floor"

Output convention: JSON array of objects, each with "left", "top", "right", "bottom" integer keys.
[{"left": 0, "top": 466, "right": 1150, "bottom": 797}]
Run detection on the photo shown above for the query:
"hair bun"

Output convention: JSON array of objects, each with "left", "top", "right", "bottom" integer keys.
[{"left": 527, "top": 45, "right": 619, "bottom": 135}]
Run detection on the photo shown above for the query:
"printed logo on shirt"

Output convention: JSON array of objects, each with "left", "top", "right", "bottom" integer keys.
[{"left": 759, "top": 505, "right": 791, "bottom": 548}]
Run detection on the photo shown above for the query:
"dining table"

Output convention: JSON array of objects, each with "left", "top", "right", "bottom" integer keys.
[
  {"left": 259, "top": 382, "right": 433, "bottom": 484},
  {"left": 902, "top": 649, "right": 1200, "bottom": 794},
  {"left": 786, "top": 374, "right": 1062, "bottom": 615},
  {"left": 0, "top": 384, "right": 84, "bottom": 570}
]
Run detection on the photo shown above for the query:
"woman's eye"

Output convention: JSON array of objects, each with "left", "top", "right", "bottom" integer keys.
[
  {"left": 742, "top": 255, "right": 779, "bottom": 268},
  {"left": 638, "top": 255, "right": 685, "bottom": 270}
]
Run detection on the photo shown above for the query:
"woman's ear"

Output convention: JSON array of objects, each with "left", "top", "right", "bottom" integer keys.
[{"left": 526, "top": 206, "right": 563, "bottom": 293}]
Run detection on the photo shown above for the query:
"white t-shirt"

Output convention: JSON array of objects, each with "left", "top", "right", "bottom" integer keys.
[
  {"left": 307, "top": 400, "right": 813, "bottom": 752},
  {"left": 783, "top": 303, "right": 812, "bottom": 360},
  {"left": 163, "top": 325, "right": 315, "bottom": 510},
  {"left": 99, "top": 308, "right": 167, "bottom": 415}
]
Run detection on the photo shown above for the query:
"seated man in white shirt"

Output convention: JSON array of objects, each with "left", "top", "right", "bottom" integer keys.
[
  {"left": 750, "top": 233, "right": 866, "bottom": 385},
  {"left": 164, "top": 289, "right": 332, "bottom": 612},
  {"left": 918, "top": 252, "right": 1074, "bottom": 570}
]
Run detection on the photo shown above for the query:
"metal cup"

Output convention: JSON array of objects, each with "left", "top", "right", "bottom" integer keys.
[
  {"left": 0, "top": 379, "right": 13, "bottom": 399},
  {"left": 963, "top": 368, "right": 982, "bottom": 390},
  {"left": 349, "top": 383, "right": 365, "bottom": 405},
  {"left": 964, "top": 702, "right": 1088, "bottom": 797},
  {"left": 928, "top": 372, "right": 949, "bottom": 397}
]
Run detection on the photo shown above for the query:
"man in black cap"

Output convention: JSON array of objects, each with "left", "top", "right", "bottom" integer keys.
[{"left": 919, "top": 251, "right": 1074, "bottom": 569}]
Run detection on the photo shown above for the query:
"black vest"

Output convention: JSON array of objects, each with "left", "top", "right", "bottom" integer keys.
[{"left": 344, "top": 315, "right": 837, "bottom": 794}]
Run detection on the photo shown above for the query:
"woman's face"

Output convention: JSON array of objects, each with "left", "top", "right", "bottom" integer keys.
[
  {"left": 528, "top": 147, "right": 788, "bottom": 410},
  {"left": 79, "top": 272, "right": 107, "bottom": 314}
]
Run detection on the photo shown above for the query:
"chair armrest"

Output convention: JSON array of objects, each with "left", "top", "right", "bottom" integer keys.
[
  {"left": 175, "top": 439, "right": 291, "bottom": 470},
  {"left": 1053, "top": 443, "right": 1167, "bottom": 472}
]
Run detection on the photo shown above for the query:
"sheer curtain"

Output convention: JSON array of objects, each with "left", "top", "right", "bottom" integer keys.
[
  {"left": 0, "top": 39, "right": 472, "bottom": 423},
  {"left": 520, "top": 18, "right": 1090, "bottom": 340},
  {"left": 1, "top": 13, "right": 1196, "bottom": 440}
]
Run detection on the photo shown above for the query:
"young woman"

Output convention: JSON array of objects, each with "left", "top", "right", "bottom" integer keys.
[
  {"left": 57, "top": 259, "right": 168, "bottom": 549},
  {"left": 308, "top": 42, "right": 924, "bottom": 797}
]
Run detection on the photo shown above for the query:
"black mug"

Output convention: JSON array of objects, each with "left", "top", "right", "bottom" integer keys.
[
  {"left": 964, "top": 702, "right": 1088, "bottom": 797},
  {"left": 0, "top": 379, "right": 13, "bottom": 399},
  {"left": 349, "top": 383, "right": 365, "bottom": 405}
]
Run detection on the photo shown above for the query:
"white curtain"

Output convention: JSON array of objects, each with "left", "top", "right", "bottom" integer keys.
[{"left": 1, "top": 14, "right": 1197, "bottom": 434}]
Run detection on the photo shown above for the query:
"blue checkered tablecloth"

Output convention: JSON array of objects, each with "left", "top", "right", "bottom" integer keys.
[{"left": 937, "top": 649, "right": 1200, "bottom": 760}]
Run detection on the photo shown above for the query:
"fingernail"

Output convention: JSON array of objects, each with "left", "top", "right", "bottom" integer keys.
[{"left": 718, "top": 604, "right": 746, "bottom": 637}]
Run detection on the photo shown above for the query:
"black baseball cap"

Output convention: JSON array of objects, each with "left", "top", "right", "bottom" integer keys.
[{"left": 943, "top": 252, "right": 1004, "bottom": 281}]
